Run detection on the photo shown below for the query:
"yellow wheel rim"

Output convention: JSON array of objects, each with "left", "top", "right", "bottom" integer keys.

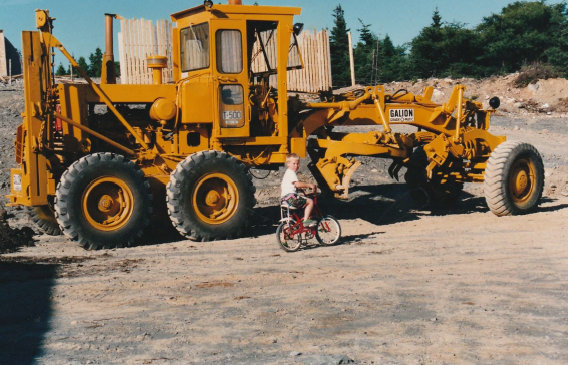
[
  {"left": 509, "top": 158, "right": 536, "bottom": 203},
  {"left": 82, "top": 176, "right": 134, "bottom": 231},
  {"left": 192, "top": 173, "right": 239, "bottom": 225}
]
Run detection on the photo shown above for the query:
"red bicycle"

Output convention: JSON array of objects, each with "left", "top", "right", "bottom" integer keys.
[{"left": 276, "top": 190, "right": 341, "bottom": 252}]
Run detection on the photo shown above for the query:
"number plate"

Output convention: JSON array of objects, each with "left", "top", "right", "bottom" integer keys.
[{"left": 13, "top": 174, "right": 22, "bottom": 192}]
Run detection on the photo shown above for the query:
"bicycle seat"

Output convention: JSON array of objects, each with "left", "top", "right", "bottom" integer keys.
[{"left": 280, "top": 200, "right": 299, "bottom": 210}]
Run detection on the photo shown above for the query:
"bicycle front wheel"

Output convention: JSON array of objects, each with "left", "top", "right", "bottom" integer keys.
[
  {"left": 276, "top": 222, "right": 301, "bottom": 252},
  {"left": 316, "top": 216, "right": 341, "bottom": 246}
]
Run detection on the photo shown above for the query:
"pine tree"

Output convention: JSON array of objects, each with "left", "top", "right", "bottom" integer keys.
[
  {"left": 432, "top": 8, "right": 442, "bottom": 28},
  {"left": 409, "top": 8, "right": 446, "bottom": 78},
  {"left": 77, "top": 56, "right": 90, "bottom": 76},
  {"left": 329, "top": 5, "right": 351, "bottom": 87},
  {"left": 358, "top": 19, "right": 374, "bottom": 47},
  {"left": 55, "top": 63, "right": 67, "bottom": 76},
  {"left": 353, "top": 19, "right": 376, "bottom": 85},
  {"left": 88, "top": 47, "right": 104, "bottom": 77}
]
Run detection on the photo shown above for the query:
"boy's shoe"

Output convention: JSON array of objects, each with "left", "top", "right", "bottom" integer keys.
[{"left": 303, "top": 219, "right": 316, "bottom": 227}]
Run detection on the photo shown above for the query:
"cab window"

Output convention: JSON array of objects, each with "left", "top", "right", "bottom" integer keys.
[
  {"left": 216, "top": 30, "right": 243, "bottom": 74},
  {"left": 180, "top": 23, "right": 210, "bottom": 72}
]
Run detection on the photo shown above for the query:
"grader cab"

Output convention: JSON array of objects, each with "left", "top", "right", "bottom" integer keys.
[{"left": 7, "top": 1, "right": 545, "bottom": 249}]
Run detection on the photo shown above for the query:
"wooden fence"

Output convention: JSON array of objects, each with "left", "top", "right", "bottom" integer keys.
[
  {"left": 118, "top": 19, "right": 331, "bottom": 92},
  {"left": 250, "top": 29, "right": 332, "bottom": 93},
  {"left": 117, "top": 19, "right": 174, "bottom": 84},
  {"left": 0, "top": 30, "right": 7, "bottom": 78}
]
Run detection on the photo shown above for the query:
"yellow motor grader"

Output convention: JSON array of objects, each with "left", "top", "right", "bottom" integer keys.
[{"left": 6, "top": 1, "right": 545, "bottom": 249}]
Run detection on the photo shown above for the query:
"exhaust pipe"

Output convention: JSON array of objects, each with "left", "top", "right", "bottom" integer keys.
[
  {"left": 228, "top": 0, "right": 242, "bottom": 4},
  {"left": 102, "top": 13, "right": 118, "bottom": 84}
]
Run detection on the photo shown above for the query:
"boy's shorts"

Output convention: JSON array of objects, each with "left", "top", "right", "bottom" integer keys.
[{"left": 281, "top": 193, "right": 307, "bottom": 209}]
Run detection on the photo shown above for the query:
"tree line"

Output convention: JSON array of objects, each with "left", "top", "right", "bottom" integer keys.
[
  {"left": 330, "top": 1, "right": 568, "bottom": 87},
  {"left": 56, "top": 47, "right": 120, "bottom": 78}
]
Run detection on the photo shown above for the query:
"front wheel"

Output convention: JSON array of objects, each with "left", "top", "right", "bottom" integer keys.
[
  {"left": 167, "top": 151, "right": 256, "bottom": 241},
  {"left": 484, "top": 141, "right": 544, "bottom": 216},
  {"left": 315, "top": 216, "right": 341, "bottom": 246},
  {"left": 276, "top": 222, "right": 301, "bottom": 252}
]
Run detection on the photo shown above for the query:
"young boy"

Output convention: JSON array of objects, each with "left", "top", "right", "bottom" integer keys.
[{"left": 281, "top": 153, "right": 317, "bottom": 227}]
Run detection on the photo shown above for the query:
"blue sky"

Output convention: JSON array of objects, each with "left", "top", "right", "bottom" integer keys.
[{"left": 0, "top": 0, "right": 564, "bottom": 68}]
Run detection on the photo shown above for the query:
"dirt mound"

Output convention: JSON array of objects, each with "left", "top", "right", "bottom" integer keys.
[
  {"left": 384, "top": 75, "right": 568, "bottom": 117},
  {"left": 0, "top": 209, "right": 35, "bottom": 254}
]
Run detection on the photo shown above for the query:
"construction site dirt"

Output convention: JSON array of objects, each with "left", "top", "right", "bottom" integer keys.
[{"left": 1, "top": 77, "right": 568, "bottom": 364}]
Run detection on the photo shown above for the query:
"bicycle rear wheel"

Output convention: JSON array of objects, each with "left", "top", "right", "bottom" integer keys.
[
  {"left": 316, "top": 216, "right": 341, "bottom": 246},
  {"left": 276, "top": 222, "right": 302, "bottom": 252}
]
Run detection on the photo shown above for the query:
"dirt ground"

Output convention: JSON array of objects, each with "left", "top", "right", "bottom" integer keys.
[{"left": 1, "top": 76, "right": 568, "bottom": 365}]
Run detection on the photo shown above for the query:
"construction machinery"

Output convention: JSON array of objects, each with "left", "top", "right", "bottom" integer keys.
[{"left": 6, "top": 1, "right": 545, "bottom": 249}]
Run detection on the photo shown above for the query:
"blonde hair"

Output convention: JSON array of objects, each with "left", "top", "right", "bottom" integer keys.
[{"left": 286, "top": 153, "right": 300, "bottom": 164}]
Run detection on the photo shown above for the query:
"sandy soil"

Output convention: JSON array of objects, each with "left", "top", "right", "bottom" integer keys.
[{"left": 1, "top": 76, "right": 568, "bottom": 365}]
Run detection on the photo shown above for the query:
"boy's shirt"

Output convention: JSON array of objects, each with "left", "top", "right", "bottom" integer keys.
[{"left": 281, "top": 168, "right": 298, "bottom": 197}]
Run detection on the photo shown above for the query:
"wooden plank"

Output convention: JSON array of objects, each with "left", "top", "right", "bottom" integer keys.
[
  {"left": 0, "top": 31, "right": 7, "bottom": 77},
  {"left": 117, "top": 31, "right": 126, "bottom": 84},
  {"left": 309, "top": 30, "right": 316, "bottom": 93},
  {"left": 128, "top": 19, "right": 135, "bottom": 84},
  {"left": 326, "top": 30, "right": 332, "bottom": 89},
  {"left": 133, "top": 19, "right": 140, "bottom": 84},
  {"left": 126, "top": 19, "right": 133, "bottom": 84},
  {"left": 348, "top": 32, "right": 355, "bottom": 87}
]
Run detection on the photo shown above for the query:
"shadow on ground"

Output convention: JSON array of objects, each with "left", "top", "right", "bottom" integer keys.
[
  {"left": 0, "top": 259, "right": 58, "bottom": 364},
  {"left": 142, "top": 184, "right": 568, "bottom": 246},
  {"left": 244, "top": 183, "right": 485, "bottom": 238}
]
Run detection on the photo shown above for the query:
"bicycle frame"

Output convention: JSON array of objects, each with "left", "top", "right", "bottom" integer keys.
[{"left": 280, "top": 191, "right": 324, "bottom": 238}]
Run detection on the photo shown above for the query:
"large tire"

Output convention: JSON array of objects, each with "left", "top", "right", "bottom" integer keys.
[
  {"left": 484, "top": 141, "right": 544, "bottom": 216},
  {"left": 54, "top": 153, "right": 152, "bottom": 250},
  {"left": 30, "top": 200, "right": 61, "bottom": 236},
  {"left": 404, "top": 146, "right": 464, "bottom": 206},
  {"left": 167, "top": 151, "right": 256, "bottom": 241}
]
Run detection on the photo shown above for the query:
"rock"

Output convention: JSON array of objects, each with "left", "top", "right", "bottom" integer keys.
[
  {"left": 547, "top": 112, "right": 552, "bottom": 115},
  {"left": 514, "top": 102, "right": 524, "bottom": 108},
  {"left": 300, "top": 354, "right": 355, "bottom": 365},
  {"left": 542, "top": 103, "right": 550, "bottom": 109},
  {"left": 0, "top": 208, "right": 6, "bottom": 221},
  {"left": 545, "top": 170, "right": 553, "bottom": 178},
  {"left": 541, "top": 129, "right": 548, "bottom": 134},
  {"left": 290, "top": 351, "right": 302, "bottom": 357},
  {"left": 513, "top": 125, "right": 520, "bottom": 131},
  {"left": 528, "top": 83, "right": 540, "bottom": 93}
]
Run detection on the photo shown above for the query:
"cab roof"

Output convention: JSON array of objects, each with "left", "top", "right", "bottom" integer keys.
[{"left": 170, "top": 4, "right": 301, "bottom": 22}]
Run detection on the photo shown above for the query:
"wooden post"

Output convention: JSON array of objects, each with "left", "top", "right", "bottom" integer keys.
[
  {"left": 70, "top": 62, "right": 74, "bottom": 82},
  {"left": 348, "top": 32, "right": 355, "bottom": 87}
]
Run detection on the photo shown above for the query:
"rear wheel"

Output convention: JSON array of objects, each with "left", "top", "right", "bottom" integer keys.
[
  {"left": 315, "top": 216, "right": 341, "bottom": 246},
  {"left": 55, "top": 153, "right": 152, "bottom": 250},
  {"left": 484, "top": 141, "right": 544, "bottom": 216},
  {"left": 30, "top": 198, "right": 61, "bottom": 236},
  {"left": 167, "top": 151, "right": 256, "bottom": 241},
  {"left": 276, "top": 222, "right": 301, "bottom": 252}
]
